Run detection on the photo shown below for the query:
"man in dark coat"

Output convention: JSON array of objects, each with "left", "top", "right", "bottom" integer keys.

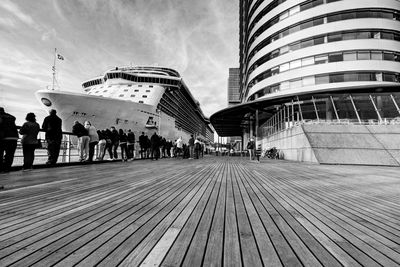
[
  {"left": 0, "top": 107, "right": 19, "bottom": 172},
  {"left": 109, "top": 126, "right": 119, "bottom": 159},
  {"left": 139, "top": 132, "right": 146, "bottom": 159},
  {"left": 150, "top": 132, "right": 160, "bottom": 160},
  {"left": 127, "top": 129, "right": 135, "bottom": 160},
  {"left": 41, "top": 109, "right": 62, "bottom": 165}
]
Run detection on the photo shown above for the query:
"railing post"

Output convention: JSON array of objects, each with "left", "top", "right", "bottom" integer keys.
[{"left": 66, "top": 134, "right": 71, "bottom": 163}]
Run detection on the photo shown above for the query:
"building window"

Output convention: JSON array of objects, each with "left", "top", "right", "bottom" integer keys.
[
  {"left": 290, "top": 60, "right": 301, "bottom": 69},
  {"left": 301, "top": 57, "right": 314, "bottom": 66},
  {"left": 302, "top": 76, "right": 315, "bottom": 86},
  {"left": 315, "top": 55, "right": 328, "bottom": 64},
  {"left": 328, "top": 52, "right": 343, "bottom": 62},
  {"left": 357, "top": 51, "right": 370, "bottom": 60},
  {"left": 343, "top": 52, "right": 357, "bottom": 61},
  {"left": 371, "top": 51, "right": 383, "bottom": 60},
  {"left": 280, "top": 63, "right": 290, "bottom": 72}
]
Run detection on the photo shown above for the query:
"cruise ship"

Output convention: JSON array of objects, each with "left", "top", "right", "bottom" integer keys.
[{"left": 35, "top": 66, "right": 214, "bottom": 143}]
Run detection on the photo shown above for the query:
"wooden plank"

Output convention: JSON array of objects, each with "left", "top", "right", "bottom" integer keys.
[
  {"left": 202, "top": 162, "right": 227, "bottom": 267},
  {"left": 223, "top": 160, "right": 242, "bottom": 267},
  {"left": 259, "top": 170, "right": 400, "bottom": 266},
  {"left": 140, "top": 164, "right": 219, "bottom": 267},
  {"left": 179, "top": 162, "right": 225, "bottom": 267},
  {"left": 231, "top": 163, "right": 282, "bottom": 267},
  {"left": 230, "top": 162, "right": 263, "bottom": 267},
  {"left": 0, "top": 168, "right": 194, "bottom": 266},
  {"left": 160, "top": 164, "right": 222, "bottom": 266},
  {"left": 120, "top": 165, "right": 217, "bottom": 266}
]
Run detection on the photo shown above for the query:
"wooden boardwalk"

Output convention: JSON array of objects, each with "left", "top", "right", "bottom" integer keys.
[{"left": 0, "top": 157, "right": 399, "bottom": 266}]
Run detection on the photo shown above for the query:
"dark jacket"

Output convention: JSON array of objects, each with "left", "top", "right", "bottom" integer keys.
[
  {"left": 110, "top": 129, "right": 119, "bottom": 143},
  {"left": 119, "top": 132, "right": 127, "bottom": 143},
  {"left": 19, "top": 121, "right": 40, "bottom": 145},
  {"left": 127, "top": 132, "right": 135, "bottom": 144},
  {"left": 72, "top": 123, "right": 88, "bottom": 137},
  {"left": 150, "top": 133, "right": 160, "bottom": 148},
  {"left": 42, "top": 114, "right": 62, "bottom": 141},
  {"left": 188, "top": 137, "right": 194, "bottom": 146},
  {"left": 139, "top": 134, "right": 147, "bottom": 148},
  {"left": 0, "top": 111, "right": 18, "bottom": 140}
]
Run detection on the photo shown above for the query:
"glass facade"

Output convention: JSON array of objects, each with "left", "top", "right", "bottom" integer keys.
[{"left": 260, "top": 92, "right": 400, "bottom": 137}]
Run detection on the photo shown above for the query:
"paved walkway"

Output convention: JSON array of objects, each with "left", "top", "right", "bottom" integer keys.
[{"left": 0, "top": 157, "right": 399, "bottom": 266}]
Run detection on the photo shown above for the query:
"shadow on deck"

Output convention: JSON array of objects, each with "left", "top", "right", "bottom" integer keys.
[{"left": 0, "top": 157, "right": 399, "bottom": 266}]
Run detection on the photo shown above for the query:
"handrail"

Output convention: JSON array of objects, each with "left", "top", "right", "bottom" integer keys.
[{"left": 12, "top": 126, "right": 79, "bottom": 167}]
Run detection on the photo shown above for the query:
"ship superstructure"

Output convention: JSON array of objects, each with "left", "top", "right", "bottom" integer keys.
[{"left": 36, "top": 66, "right": 214, "bottom": 143}]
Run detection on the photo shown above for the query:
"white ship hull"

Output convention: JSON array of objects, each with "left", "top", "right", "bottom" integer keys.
[{"left": 35, "top": 89, "right": 191, "bottom": 142}]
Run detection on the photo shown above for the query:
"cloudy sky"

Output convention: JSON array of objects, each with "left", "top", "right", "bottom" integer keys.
[{"left": 0, "top": 0, "right": 239, "bottom": 125}]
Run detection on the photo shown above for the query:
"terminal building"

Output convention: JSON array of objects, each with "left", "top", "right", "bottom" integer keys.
[{"left": 211, "top": 0, "right": 400, "bottom": 165}]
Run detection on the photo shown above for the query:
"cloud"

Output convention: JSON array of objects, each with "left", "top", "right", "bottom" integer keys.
[
  {"left": 1, "top": 0, "right": 239, "bottom": 122},
  {"left": 0, "top": 17, "right": 16, "bottom": 27},
  {"left": 0, "top": 0, "right": 39, "bottom": 30}
]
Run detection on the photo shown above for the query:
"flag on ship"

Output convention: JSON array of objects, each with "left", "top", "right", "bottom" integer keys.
[{"left": 57, "top": 54, "right": 64, "bottom": 60}]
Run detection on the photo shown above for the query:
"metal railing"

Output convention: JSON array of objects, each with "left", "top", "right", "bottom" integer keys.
[{"left": 12, "top": 128, "right": 80, "bottom": 167}]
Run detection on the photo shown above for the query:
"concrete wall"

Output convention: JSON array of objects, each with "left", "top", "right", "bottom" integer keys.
[{"left": 261, "top": 124, "right": 400, "bottom": 166}]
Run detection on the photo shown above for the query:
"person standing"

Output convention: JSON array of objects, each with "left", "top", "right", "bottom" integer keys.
[
  {"left": 194, "top": 138, "right": 201, "bottom": 159},
  {"left": 150, "top": 132, "right": 160, "bottom": 160},
  {"left": 119, "top": 129, "right": 128, "bottom": 162},
  {"left": 175, "top": 137, "right": 183, "bottom": 159},
  {"left": 0, "top": 107, "right": 18, "bottom": 173},
  {"left": 127, "top": 129, "right": 135, "bottom": 160},
  {"left": 19, "top": 113, "right": 40, "bottom": 170},
  {"left": 84, "top": 121, "right": 99, "bottom": 162},
  {"left": 104, "top": 129, "right": 113, "bottom": 160},
  {"left": 72, "top": 121, "right": 89, "bottom": 162},
  {"left": 188, "top": 134, "right": 194, "bottom": 159},
  {"left": 42, "top": 109, "right": 62, "bottom": 165},
  {"left": 247, "top": 138, "right": 255, "bottom": 160},
  {"left": 139, "top": 132, "right": 146, "bottom": 159},
  {"left": 96, "top": 130, "right": 107, "bottom": 160},
  {"left": 110, "top": 126, "right": 120, "bottom": 159}
]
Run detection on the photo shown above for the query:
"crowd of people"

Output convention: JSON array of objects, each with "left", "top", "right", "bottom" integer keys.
[{"left": 0, "top": 107, "right": 206, "bottom": 173}]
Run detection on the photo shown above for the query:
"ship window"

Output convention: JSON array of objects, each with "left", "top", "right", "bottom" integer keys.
[
  {"left": 142, "top": 95, "right": 147, "bottom": 98},
  {"left": 95, "top": 91, "right": 99, "bottom": 93},
  {"left": 119, "top": 94, "right": 124, "bottom": 97},
  {"left": 108, "top": 85, "right": 112, "bottom": 88},
  {"left": 146, "top": 90, "right": 150, "bottom": 92},
  {"left": 128, "top": 84, "right": 132, "bottom": 87},
  {"left": 124, "top": 89, "right": 128, "bottom": 92},
  {"left": 131, "top": 94, "right": 135, "bottom": 97},
  {"left": 138, "top": 85, "right": 142, "bottom": 87},
  {"left": 134, "top": 89, "right": 139, "bottom": 92},
  {"left": 139, "top": 101, "right": 144, "bottom": 103},
  {"left": 149, "top": 85, "right": 153, "bottom": 88},
  {"left": 103, "top": 90, "right": 108, "bottom": 92}
]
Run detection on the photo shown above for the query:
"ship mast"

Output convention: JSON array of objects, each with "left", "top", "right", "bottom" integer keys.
[{"left": 52, "top": 48, "right": 57, "bottom": 90}]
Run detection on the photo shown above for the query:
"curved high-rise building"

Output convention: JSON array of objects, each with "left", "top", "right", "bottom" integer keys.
[{"left": 211, "top": 0, "right": 400, "bottom": 165}]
